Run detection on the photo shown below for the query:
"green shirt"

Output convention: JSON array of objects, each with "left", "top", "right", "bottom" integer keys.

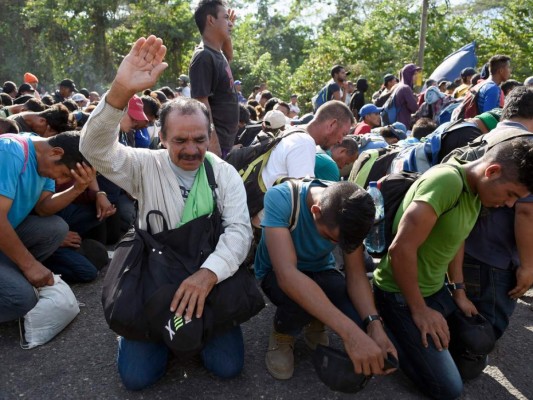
[
  {"left": 314, "top": 151, "right": 340, "bottom": 181},
  {"left": 373, "top": 163, "right": 481, "bottom": 297}
]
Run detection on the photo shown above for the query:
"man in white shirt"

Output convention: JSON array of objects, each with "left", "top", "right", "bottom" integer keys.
[{"left": 80, "top": 35, "right": 252, "bottom": 391}]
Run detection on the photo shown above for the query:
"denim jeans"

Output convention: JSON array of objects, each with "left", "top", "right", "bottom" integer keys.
[
  {"left": 374, "top": 286, "right": 463, "bottom": 400},
  {"left": 261, "top": 269, "right": 364, "bottom": 335},
  {"left": 0, "top": 215, "right": 68, "bottom": 322},
  {"left": 57, "top": 203, "right": 104, "bottom": 236},
  {"left": 117, "top": 325, "right": 244, "bottom": 391},
  {"left": 43, "top": 247, "right": 98, "bottom": 284},
  {"left": 463, "top": 253, "right": 517, "bottom": 340}
]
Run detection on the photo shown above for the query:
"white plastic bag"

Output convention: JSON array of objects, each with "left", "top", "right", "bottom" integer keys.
[{"left": 19, "top": 274, "right": 80, "bottom": 349}]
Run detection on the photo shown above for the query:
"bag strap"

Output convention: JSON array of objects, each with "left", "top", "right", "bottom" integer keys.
[{"left": 3, "top": 134, "right": 29, "bottom": 173}]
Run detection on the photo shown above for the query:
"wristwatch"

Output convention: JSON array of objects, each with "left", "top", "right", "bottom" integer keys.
[
  {"left": 363, "top": 314, "right": 383, "bottom": 328},
  {"left": 447, "top": 282, "right": 466, "bottom": 291}
]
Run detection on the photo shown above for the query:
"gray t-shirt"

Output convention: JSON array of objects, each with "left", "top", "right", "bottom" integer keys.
[{"left": 168, "top": 156, "right": 197, "bottom": 199}]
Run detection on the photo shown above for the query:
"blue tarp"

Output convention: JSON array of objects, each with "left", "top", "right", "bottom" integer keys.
[{"left": 428, "top": 42, "right": 478, "bottom": 83}]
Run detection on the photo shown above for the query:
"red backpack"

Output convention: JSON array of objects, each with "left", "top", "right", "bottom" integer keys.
[{"left": 452, "top": 81, "right": 489, "bottom": 121}]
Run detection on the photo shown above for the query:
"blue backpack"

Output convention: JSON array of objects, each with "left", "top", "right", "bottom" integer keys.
[{"left": 380, "top": 89, "right": 400, "bottom": 125}]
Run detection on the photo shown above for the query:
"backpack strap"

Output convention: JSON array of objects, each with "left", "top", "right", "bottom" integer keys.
[
  {"left": 203, "top": 156, "right": 218, "bottom": 204},
  {"left": 287, "top": 180, "right": 302, "bottom": 232},
  {"left": 3, "top": 134, "right": 29, "bottom": 174}
]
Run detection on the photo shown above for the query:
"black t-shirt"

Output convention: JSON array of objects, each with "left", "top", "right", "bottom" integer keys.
[{"left": 189, "top": 43, "right": 238, "bottom": 151}]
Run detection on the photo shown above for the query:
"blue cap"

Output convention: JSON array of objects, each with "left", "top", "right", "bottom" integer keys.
[
  {"left": 234, "top": 80, "right": 242, "bottom": 85},
  {"left": 359, "top": 104, "right": 383, "bottom": 118}
]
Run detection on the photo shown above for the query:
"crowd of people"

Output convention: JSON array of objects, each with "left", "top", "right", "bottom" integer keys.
[{"left": 1, "top": 0, "right": 533, "bottom": 398}]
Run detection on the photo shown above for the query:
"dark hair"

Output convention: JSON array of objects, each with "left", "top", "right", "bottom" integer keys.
[
  {"left": 159, "top": 98, "right": 211, "bottom": 140},
  {"left": 24, "top": 98, "right": 45, "bottom": 112},
  {"left": 483, "top": 136, "right": 533, "bottom": 193},
  {"left": 14, "top": 95, "right": 34, "bottom": 105},
  {"left": 39, "top": 104, "right": 75, "bottom": 133},
  {"left": 332, "top": 136, "right": 358, "bottom": 156},
  {"left": 151, "top": 90, "right": 168, "bottom": 104},
  {"left": 73, "top": 111, "right": 90, "bottom": 129},
  {"left": 489, "top": 55, "right": 511, "bottom": 76},
  {"left": 319, "top": 182, "right": 375, "bottom": 253},
  {"left": 379, "top": 126, "right": 399, "bottom": 141},
  {"left": 158, "top": 86, "right": 175, "bottom": 100},
  {"left": 0, "top": 93, "right": 13, "bottom": 106},
  {"left": 314, "top": 100, "right": 355, "bottom": 126},
  {"left": 0, "top": 118, "right": 19, "bottom": 134},
  {"left": 143, "top": 89, "right": 152, "bottom": 96},
  {"left": 246, "top": 104, "right": 257, "bottom": 121},
  {"left": 264, "top": 97, "right": 279, "bottom": 113},
  {"left": 41, "top": 94, "right": 54, "bottom": 106},
  {"left": 412, "top": 118, "right": 437, "bottom": 140},
  {"left": 260, "top": 91, "right": 273, "bottom": 102},
  {"left": 425, "top": 79, "right": 436, "bottom": 87},
  {"left": 500, "top": 80, "right": 523, "bottom": 97},
  {"left": 2, "top": 81, "right": 17, "bottom": 94},
  {"left": 501, "top": 86, "right": 533, "bottom": 121},
  {"left": 194, "top": 0, "right": 225, "bottom": 34},
  {"left": 471, "top": 74, "right": 481, "bottom": 86},
  {"left": 62, "top": 99, "right": 78, "bottom": 112},
  {"left": 331, "top": 65, "right": 345, "bottom": 78},
  {"left": 276, "top": 101, "right": 291, "bottom": 114},
  {"left": 47, "top": 131, "right": 87, "bottom": 169},
  {"left": 247, "top": 99, "right": 259, "bottom": 108},
  {"left": 141, "top": 95, "right": 161, "bottom": 120},
  {"left": 79, "top": 88, "right": 90, "bottom": 98},
  {"left": 239, "top": 104, "right": 251, "bottom": 125}
]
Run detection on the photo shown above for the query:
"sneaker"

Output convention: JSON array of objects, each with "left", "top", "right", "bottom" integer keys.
[
  {"left": 303, "top": 319, "right": 329, "bottom": 350},
  {"left": 265, "top": 329, "right": 295, "bottom": 380}
]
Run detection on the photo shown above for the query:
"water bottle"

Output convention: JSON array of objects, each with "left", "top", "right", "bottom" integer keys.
[{"left": 364, "top": 181, "right": 385, "bottom": 254}]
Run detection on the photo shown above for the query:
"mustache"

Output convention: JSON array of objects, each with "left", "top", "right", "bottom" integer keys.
[{"left": 177, "top": 153, "right": 202, "bottom": 161}]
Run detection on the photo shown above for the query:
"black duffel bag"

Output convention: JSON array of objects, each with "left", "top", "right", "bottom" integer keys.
[{"left": 102, "top": 160, "right": 265, "bottom": 345}]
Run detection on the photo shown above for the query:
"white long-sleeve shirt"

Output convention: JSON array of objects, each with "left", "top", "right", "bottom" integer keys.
[{"left": 80, "top": 98, "right": 252, "bottom": 282}]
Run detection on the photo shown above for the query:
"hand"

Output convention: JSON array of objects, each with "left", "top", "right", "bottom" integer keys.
[
  {"left": 71, "top": 162, "right": 96, "bottom": 192},
  {"left": 113, "top": 35, "right": 168, "bottom": 95},
  {"left": 411, "top": 306, "right": 450, "bottom": 350},
  {"left": 23, "top": 260, "right": 54, "bottom": 288},
  {"left": 509, "top": 266, "right": 533, "bottom": 299},
  {"left": 61, "top": 231, "right": 82, "bottom": 248},
  {"left": 452, "top": 290, "right": 479, "bottom": 317},
  {"left": 170, "top": 268, "right": 218, "bottom": 321},
  {"left": 227, "top": 8, "right": 237, "bottom": 24},
  {"left": 342, "top": 328, "right": 387, "bottom": 376},
  {"left": 95, "top": 194, "right": 116, "bottom": 221},
  {"left": 367, "top": 322, "right": 398, "bottom": 374}
]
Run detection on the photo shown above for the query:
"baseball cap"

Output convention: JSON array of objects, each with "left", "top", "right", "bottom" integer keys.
[
  {"left": 460, "top": 67, "right": 476, "bottom": 78},
  {"left": 476, "top": 109, "right": 502, "bottom": 132},
  {"left": 18, "top": 83, "right": 35, "bottom": 94},
  {"left": 72, "top": 93, "right": 88, "bottom": 103},
  {"left": 290, "top": 94, "right": 298, "bottom": 98},
  {"left": 24, "top": 72, "right": 39, "bottom": 84},
  {"left": 178, "top": 74, "right": 190, "bottom": 83},
  {"left": 448, "top": 310, "right": 496, "bottom": 355},
  {"left": 127, "top": 95, "right": 148, "bottom": 121},
  {"left": 383, "top": 74, "right": 397, "bottom": 84},
  {"left": 59, "top": 79, "right": 77, "bottom": 92},
  {"left": 331, "top": 65, "right": 350, "bottom": 78},
  {"left": 263, "top": 110, "right": 286, "bottom": 130},
  {"left": 144, "top": 284, "right": 205, "bottom": 354},
  {"left": 291, "top": 113, "right": 314, "bottom": 126},
  {"left": 359, "top": 104, "right": 383, "bottom": 118},
  {"left": 391, "top": 121, "right": 407, "bottom": 135},
  {"left": 234, "top": 80, "right": 242, "bottom": 85}
]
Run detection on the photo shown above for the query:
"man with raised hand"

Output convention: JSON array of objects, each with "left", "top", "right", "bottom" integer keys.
[{"left": 80, "top": 36, "right": 252, "bottom": 390}]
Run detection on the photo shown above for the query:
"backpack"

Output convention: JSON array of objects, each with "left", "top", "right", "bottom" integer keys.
[
  {"left": 441, "top": 126, "right": 533, "bottom": 163},
  {"left": 451, "top": 81, "right": 488, "bottom": 122},
  {"left": 225, "top": 128, "right": 303, "bottom": 217},
  {"left": 348, "top": 147, "right": 400, "bottom": 189},
  {"left": 380, "top": 89, "right": 400, "bottom": 125},
  {"left": 371, "top": 164, "right": 462, "bottom": 257},
  {"left": 313, "top": 83, "right": 334, "bottom": 111},
  {"left": 391, "top": 120, "right": 482, "bottom": 174}
]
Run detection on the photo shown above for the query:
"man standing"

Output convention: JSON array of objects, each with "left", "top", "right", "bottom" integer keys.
[
  {"left": 80, "top": 35, "right": 252, "bottom": 391},
  {"left": 477, "top": 55, "right": 511, "bottom": 113},
  {"left": 189, "top": 0, "right": 238, "bottom": 158},
  {"left": 177, "top": 74, "right": 191, "bottom": 98},
  {"left": 52, "top": 79, "right": 77, "bottom": 104},
  {"left": 372, "top": 73, "right": 398, "bottom": 107},
  {"left": 394, "top": 63, "right": 421, "bottom": 129},
  {"left": 234, "top": 80, "right": 246, "bottom": 104},
  {"left": 313, "top": 65, "right": 349, "bottom": 110}
]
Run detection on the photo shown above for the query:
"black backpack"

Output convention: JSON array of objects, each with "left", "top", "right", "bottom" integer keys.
[
  {"left": 348, "top": 146, "right": 400, "bottom": 189},
  {"left": 370, "top": 164, "right": 462, "bottom": 257},
  {"left": 225, "top": 128, "right": 304, "bottom": 217}
]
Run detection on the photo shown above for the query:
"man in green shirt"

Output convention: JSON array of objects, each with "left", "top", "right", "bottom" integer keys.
[{"left": 372, "top": 135, "right": 533, "bottom": 399}]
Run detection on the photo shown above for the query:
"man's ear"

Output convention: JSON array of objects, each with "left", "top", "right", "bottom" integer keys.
[
  {"left": 310, "top": 204, "right": 322, "bottom": 218},
  {"left": 485, "top": 164, "right": 502, "bottom": 179},
  {"left": 50, "top": 146, "right": 65, "bottom": 160}
]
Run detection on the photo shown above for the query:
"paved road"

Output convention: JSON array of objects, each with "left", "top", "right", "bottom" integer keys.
[{"left": 1, "top": 267, "right": 533, "bottom": 400}]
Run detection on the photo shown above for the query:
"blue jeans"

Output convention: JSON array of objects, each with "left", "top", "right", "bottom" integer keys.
[
  {"left": 57, "top": 203, "right": 104, "bottom": 235},
  {"left": 374, "top": 286, "right": 463, "bottom": 400},
  {"left": 43, "top": 247, "right": 98, "bottom": 283},
  {"left": 0, "top": 215, "right": 68, "bottom": 323},
  {"left": 117, "top": 325, "right": 244, "bottom": 391},
  {"left": 261, "top": 269, "right": 364, "bottom": 335},
  {"left": 463, "top": 253, "right": 517, "bottom": 340}
]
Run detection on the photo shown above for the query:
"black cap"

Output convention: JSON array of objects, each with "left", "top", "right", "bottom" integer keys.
[
  {"left": 460, "top": 67, "right": 476, "bottom": 78},
  {"left": 312, "top": 345, "right": 370, "bottom": 393},
  {"left": 18, "top": 83, "right": 35, "bottom": 94},
  {"left": 383, "top": 73, "right": 397, "bottom": 84},
  {"left": 448, "top": 310, "right": 496, "bottom": 355},
  {"left": 144, "top": 284, "right": 205, "bottom": 355},
  {"left": 59, "top": 79, "right": 77, "bottom": 92}
]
